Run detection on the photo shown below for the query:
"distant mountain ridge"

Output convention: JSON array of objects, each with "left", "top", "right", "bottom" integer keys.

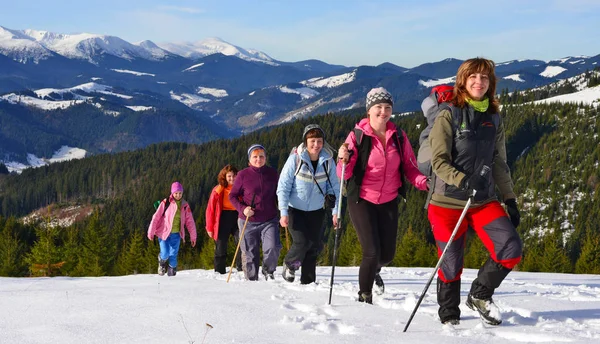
[{"left": 1, "top": 25, "right": 599, "bottom": 166}]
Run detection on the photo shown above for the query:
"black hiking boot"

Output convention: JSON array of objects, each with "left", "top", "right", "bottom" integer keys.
[
  {"left": 167, "top": 265, "right": 177, "bottom": 277},
  {"left": 442, "top": 318, "right": 460, "bottom": 325},
  {"left": 262, "top": 267, "right": 274, "bottom": 281},
  {"left": 358, "top": 291, "right": 373, "bottom": 304},
  {"left": 157, "top": 256, "right": 168, "bottom": 276},
  {"left": 374, "top": 273, "right": 385, "bottom": 295},
  {"left": 282, "top": 266, "right": 295, "bottom": 283},
  {"left": 466, "top": 294, "right": 502, "bottom": 325}
]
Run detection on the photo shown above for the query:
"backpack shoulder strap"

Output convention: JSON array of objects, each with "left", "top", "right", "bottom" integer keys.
[
  {"left": 292, "top": 146, "right": 304, "bottom": 176},
  {"left": 162, "top": 198, "right": 170, "bottom": 217},
  {"left": 354, "top": 128, "right": 364, "bottom": 146},
  {"left": 323, "top": 159, "right": 333, "bottom": 190}
]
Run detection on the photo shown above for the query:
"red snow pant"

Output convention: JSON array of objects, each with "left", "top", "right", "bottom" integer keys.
[{"left": 428, "top": 201, "right": 522, "bottom": 283}]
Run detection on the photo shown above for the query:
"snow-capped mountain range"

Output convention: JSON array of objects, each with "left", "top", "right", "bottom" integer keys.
[
  {"left": 1, "top": 25, "right": 599, "bottom": 170},
  {"left": 0, "top": 26, "right": 272, "bottom": 64}
]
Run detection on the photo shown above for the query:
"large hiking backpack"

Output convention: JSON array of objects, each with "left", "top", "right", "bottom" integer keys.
[
  {"left": 346, "top": 126, "right": 406, "bottom": 202},
  {"left": 417, "top": 85, "right": 500, "bottom": 208},
  {"left": 417, "top": 85, "right": 455, "bottom": 176}
]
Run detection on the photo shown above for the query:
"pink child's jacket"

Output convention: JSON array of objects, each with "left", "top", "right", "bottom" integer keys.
[
  {"left": 205, "top": 185, "right": 224, "bottom": 241},
  {"left": 337, "top": 118, "right": 428, "bottom": 204},
  {"left": 147, "top": 196, "right": 197, "bottom": 243}
]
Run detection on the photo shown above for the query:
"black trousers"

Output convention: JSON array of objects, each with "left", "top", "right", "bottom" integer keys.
[
  {"left": 284, "top": 207, "right": 326, "bottom": 284},
  {"left": 348, "top": 197, "right": 399, "bottom": 293},
  {"left": 214, "top": 210, "right": 242, "bottom": 274}
]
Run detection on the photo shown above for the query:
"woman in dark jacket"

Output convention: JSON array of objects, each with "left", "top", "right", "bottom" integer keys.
[
  {"left": 427, "top": 57, "right": 522, "bottom": 326},
  {"left": 229, "top": 144, "right": 281, "bottom": 281}
]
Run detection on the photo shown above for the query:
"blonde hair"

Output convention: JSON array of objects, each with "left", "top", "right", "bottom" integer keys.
[{"left": 453, "top": 57, "right": 500, "bottom": 113}]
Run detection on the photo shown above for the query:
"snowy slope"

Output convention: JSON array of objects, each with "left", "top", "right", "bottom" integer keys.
[
  {"left": 4, "top": 146, "right": 86, "bottom": 173},
  {"left": 0, "top": 267, "right": 598, "bottom": 343}
]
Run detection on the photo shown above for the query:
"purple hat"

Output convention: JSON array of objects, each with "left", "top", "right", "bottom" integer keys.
[{"left": 171, "top": 181, "right": 183, "bottom": 194}]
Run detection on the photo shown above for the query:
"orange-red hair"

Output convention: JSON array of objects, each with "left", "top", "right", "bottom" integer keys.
[{"left": 217, "top": 164, "right": 238, "bottom": 187}]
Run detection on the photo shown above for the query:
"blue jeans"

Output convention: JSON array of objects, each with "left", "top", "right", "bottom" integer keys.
[{"left": 159, "top": 233, "right": 181, "bottom": 268}]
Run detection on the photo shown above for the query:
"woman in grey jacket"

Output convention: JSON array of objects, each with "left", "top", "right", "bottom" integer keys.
[{"left": 277, "top": 124, "right": 340, "bottom": 284}]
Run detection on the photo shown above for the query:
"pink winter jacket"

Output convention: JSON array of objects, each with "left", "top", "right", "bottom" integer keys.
[
  {"left": 337, "top": 118, "right": 428, "bottom": 204},
  {"left": 147, "top": 196, "right": 197, "bottom": 243}
]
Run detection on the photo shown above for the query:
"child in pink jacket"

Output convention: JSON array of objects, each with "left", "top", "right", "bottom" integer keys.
[{"left": 147, "top": 181, "right": 197, "bottom": 276}]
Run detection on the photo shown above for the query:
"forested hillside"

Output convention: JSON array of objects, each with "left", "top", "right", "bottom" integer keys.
[{"left": 1, "top": 79, "right": 599, "bottom": 277}]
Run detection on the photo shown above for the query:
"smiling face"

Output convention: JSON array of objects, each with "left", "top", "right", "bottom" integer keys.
[
  {"left": 466, "top": 73, "right": 490, "bottom": 100},
  {"left": 306, "top": 137, "right": 324, "bottom": 157},
  {"left": 172, "top": 191, "right": 183, "bottom": 200},
  {"left": 367, "top": 102, "right": 393, "bottom": 127},
  {"left": 225, "top": 171, "right": 236, "bottom": 186},
  {"left": 249, "top": 149, "right": 266, "bottom": 168},
  {"left": 454, "top": 58, "right": 497, "bottom": 107}
]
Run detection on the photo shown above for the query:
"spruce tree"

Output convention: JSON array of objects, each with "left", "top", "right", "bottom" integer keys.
[
  {"left": 539, "top": 232, "right": 573, "bottom": 273},
  {"left": 26, "top": 225, "right": 62, "bottom": 277},
  {"left": 115, "top": 230, "right": 146, "bottom": 275},
  {"left": 337, "top": 223, "right": 362, "bottom": 267},
  {"left": 0, "top": 219, "right": 27, "bottom": 276},
  {"left": 575, "top": 232, "right": 600, "bottom": 274}
]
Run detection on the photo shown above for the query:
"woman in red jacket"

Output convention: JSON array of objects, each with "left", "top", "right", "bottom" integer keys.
[{"left": 205, "top": 164, "right": 243, "bottom": 274}]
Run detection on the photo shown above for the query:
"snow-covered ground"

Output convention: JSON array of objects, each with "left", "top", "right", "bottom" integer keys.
[
  {"left": 1, "top": 267, "right": 598, "bottom": 343},
  {"left": 418, "top": 76, "right": 456, "bottom": 87},
  {"left": 301, "top": 70, "right": 357, "bottom": 88},
  {"left": 533, "top": 85, "right": 600, "bottom": 106},
  {"left": 4, "top": 146, "right": 86, "bottom": 173}
]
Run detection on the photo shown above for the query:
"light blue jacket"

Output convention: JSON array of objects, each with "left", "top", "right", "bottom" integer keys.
[{"left": 277, "top": 144, "right": 341, "bottom": 216}]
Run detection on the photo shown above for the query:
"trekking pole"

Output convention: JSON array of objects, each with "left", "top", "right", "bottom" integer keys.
[
  {"left": 284, "top": 227, "right": 290, "bottom": 250},
  {"left": 403, "top": 166, "right": 489, "bottom": 332},
  {"left": 328, "top": 157, "right": 347, "bottom": 305},
  {"left": 227, "top": 195, "right": 255, "bottom": 283}
]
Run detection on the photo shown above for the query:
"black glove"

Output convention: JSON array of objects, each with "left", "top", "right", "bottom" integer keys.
[
  {"left": 460, "top": 173, "right": 487, "bottom": 191},
  {"left": 504, "top": 199, "right": 520, "bottom": 228}
]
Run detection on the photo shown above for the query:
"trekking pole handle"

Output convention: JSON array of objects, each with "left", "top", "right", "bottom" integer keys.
[{"left": 335, "top": 162, "right": 346, "bottom": 230}]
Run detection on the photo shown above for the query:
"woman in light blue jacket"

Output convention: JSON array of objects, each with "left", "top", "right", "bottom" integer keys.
[{"left": 277, "top": 124, "right": 340, "bottom": 284}]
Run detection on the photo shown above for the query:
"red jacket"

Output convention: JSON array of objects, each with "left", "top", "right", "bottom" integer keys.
[{"left": 205, "top": 185, "right": 224, "bottom": 240}]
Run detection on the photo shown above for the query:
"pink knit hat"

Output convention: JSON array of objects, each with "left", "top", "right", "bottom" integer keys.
[{"left": 171, "top": 181, "right": 183, "bottom": 194}]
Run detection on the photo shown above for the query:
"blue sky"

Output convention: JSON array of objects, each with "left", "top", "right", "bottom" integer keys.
[{"left": 1, "top": 0, "right": 599, "bottom": 68}]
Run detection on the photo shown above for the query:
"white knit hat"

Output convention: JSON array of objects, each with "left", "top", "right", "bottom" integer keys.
[{"left": 366, "top": 87, "right": 393, "bottom": 110}]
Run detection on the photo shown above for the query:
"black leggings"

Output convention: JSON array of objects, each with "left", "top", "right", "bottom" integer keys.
[
  {"left": 348, "top": 198, "right": 399, "bottom": 293},
  {"left": 285, "top": 207, "right": 325, "bottom": 284},
  {"left": 214, "top": 210, "right": 241, "bottom": 273}
]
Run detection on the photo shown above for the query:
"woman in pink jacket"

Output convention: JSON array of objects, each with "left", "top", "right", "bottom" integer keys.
[
  {"left": 205, "top": 164, "right": 243, "bottom": 274},
  {"left": 337, "top": 87, "right": 428, "bottom": 304},
  {"left": 147, "top": 181, "right": 197, "bottom": 276}
]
